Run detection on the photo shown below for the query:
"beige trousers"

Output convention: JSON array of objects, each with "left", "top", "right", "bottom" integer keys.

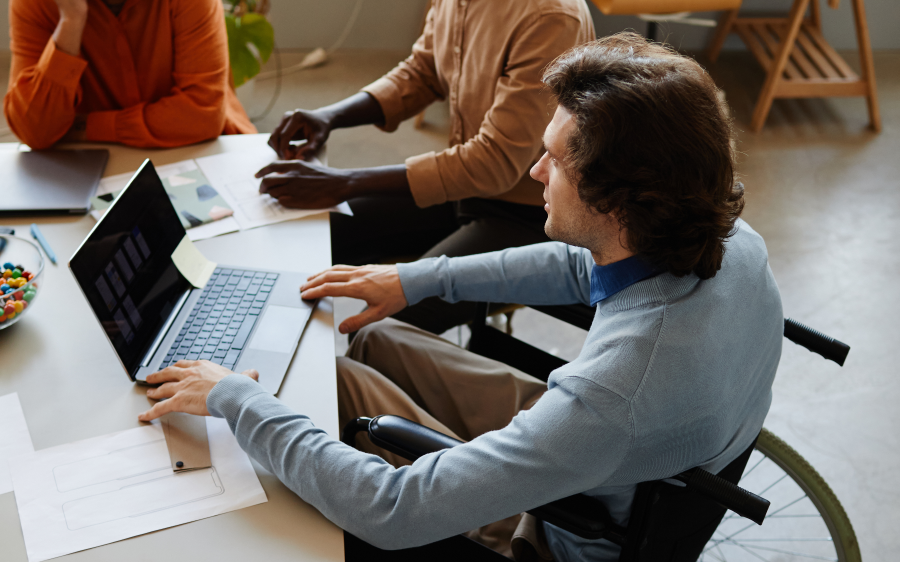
[{"left": 337, "top": 318, "right": 555, "bottom": 561}]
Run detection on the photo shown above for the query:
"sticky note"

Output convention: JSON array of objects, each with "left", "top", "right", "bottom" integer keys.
[{"left": 171, "top": 234, "right": 216, "bottom": 288}]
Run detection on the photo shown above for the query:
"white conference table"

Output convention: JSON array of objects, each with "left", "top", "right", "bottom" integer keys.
[{"left": 0, "top": 134, "right": 345, "bottom": 562}]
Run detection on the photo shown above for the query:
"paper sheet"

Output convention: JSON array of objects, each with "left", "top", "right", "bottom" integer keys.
[
  {"left": 195, "top": 149, "right": 351, "bottom": 231},
  {"left": 11, "top": 417, "right": 267, "bottom": 562},
  {"left": 0, "top": 392, "right": 34, "bottom": 495},
  {"left": 186, "top": 216, "right": 240, "bottom": 241},
  {"left": 171, "top": 234, "right": 217, "bottom": 288},
  {"left": 95, "top": 161, "right": 201, "bottom": 198}
]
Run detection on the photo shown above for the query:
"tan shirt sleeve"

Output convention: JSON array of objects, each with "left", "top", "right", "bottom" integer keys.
[
  {"left": 404, "top": 12, "right": 586, "bottom": 208},
  {"left": 361, "top": 5, "right": 445, "bottom": 133}
]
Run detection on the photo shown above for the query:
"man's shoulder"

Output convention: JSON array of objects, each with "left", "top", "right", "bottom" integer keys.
[
  {"left": 720, "top": 219, "right": 772, "bottom": 277},
  {"left": 478, "top": 0, "right": 590, "bottom": 22},
  {"left": 531, "top": 0, "right": 592, "bottom": 16}
]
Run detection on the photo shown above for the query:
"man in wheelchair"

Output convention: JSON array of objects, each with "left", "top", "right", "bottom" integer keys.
[{"left": 139, "top": 33, "right": 783, "bottom": 561}]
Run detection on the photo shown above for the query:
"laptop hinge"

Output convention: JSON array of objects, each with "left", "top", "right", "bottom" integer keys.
[{"left": 140, "top": 289, "right": 192, "bottom": 369}]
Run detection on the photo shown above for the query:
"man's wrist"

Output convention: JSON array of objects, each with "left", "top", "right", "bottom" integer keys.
[
  {"left": 340, "top": 165, "right": 410, "bottom": 200},
  {"left": 317, "top": 107, "right": 339, "bottom": 131},
  {"left": 339, "top": 169, "right": 362, "bottom": 201}
]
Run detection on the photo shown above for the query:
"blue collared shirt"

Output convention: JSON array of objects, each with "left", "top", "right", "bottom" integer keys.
[{"left": 589, "top": 255, "right": 661, "bottom": 305}]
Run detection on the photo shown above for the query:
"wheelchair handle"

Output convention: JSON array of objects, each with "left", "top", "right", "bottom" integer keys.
[
  {"left": 784, "top": 318, "right": 850, "bottom": 366},
  {"left": 673, "top": 468, "right": 769, "bottom": 525}
]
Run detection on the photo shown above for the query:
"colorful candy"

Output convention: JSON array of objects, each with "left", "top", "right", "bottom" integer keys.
[{"left": 0, "top": 259, "right": 38, "bottom": 323}]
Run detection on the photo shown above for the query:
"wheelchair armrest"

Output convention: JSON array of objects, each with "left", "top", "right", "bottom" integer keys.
[
  {"left": 363, "top": 415, "right": 465, "bottom": 461},
  {"left": 672, "top": 468, "right": 769, "bottom": 525},
  {"left": 345, "top": 415, "right": 626, "bottom": 544}
]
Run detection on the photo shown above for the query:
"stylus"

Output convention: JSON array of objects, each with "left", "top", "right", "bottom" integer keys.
[{"left": 30, "top": 223, "right": 57, "bottom": 264}]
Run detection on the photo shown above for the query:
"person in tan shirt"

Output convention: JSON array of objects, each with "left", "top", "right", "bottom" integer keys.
[{"left": 256, "top": 0, "right": 594, "bottom": 333}]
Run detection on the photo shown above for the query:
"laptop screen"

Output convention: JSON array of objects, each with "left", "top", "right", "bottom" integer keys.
[{"left": 70, "top": 160, "right": 191, "bottom": 378}]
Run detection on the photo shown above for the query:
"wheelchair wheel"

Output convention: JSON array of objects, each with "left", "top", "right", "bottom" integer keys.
[{"left": 701, "top": 428, "right": 861, "bottom": 562}]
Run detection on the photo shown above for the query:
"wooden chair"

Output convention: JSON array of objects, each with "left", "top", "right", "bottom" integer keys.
[
  {"left": 706, "top": 0, "right": 880, "bottom": 132},
  {"left": 590, "top": 1, "right": 742, "bottom": 41}
]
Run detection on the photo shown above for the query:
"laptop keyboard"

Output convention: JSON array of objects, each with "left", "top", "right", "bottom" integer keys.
[{"left": 160, "top": 268, "right": 279, "bottom": 370}]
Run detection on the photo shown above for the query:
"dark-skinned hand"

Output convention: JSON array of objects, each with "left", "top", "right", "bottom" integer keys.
[
  {"left": 268, "top": 108, "right": 332, "bottom": 160},
  {"left": 255, "top": 160, "right": 352, "bottom": 209}
]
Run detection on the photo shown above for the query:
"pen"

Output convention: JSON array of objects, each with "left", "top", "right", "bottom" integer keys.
[{"left": 30, "top": 224, "right": 57, "bottom": 264}]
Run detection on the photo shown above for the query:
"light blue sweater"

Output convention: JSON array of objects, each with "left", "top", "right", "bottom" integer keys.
[{"left": 207, "top": 219, "right": 782, "bottom": 560}]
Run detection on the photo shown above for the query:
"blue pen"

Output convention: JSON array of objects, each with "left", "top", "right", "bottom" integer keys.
[{"left": 30, "top": 224, "right": 57, "bottom": 264}]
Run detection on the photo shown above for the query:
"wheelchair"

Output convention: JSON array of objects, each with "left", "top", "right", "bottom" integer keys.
[{"left": 342, "top": 303, "right": 860, "bottom": 562}]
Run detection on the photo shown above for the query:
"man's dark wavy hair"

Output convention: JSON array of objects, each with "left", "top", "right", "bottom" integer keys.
[{"left": 543, "top": 33, "right": 744, "bottom": 280}]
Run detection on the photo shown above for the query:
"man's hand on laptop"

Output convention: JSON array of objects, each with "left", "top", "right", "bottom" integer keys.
[
  {"left": 137, "top": 362, "right": 259, "bottom": 422},
  {"left": 301, "top": 264, "right": 407, "bottom": 334}
]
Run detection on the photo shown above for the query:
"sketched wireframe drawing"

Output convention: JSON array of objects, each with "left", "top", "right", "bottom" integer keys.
[
  {"left": 53, "top": 439, "right": 170, "bottom": 493},
  {"left": 62, "top": 467, "right": 225, "bottom": 531},
  {"left": 50, "top": 437, "right": 225, "bottom": 532}
]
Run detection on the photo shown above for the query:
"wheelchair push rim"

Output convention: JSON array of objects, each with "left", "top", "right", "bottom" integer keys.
[{"left": 701, "top": 428, "right": 861, "bottom": 562}]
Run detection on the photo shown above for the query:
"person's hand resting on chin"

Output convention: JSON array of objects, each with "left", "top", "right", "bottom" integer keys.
[
  {"left": 300, "top": 264, "right": 407, "bottom": 334},
  {"left": 138, "top": 361, "right": 259, "bottom": 422}
]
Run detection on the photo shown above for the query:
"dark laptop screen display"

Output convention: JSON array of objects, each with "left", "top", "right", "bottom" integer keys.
[{"left": 70, "top": 160, "right": 191, "bottom": 378}]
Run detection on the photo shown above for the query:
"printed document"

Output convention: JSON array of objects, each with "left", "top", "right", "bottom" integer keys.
[
  {"left": 0, "top": 392, "right": 34, "bottom": 495},
  {"left": 196, "top": 148, "right": 351, "bottom": 231},
  {"left": 95, "top": 153, "right": 349, "bottom": 238},
  {"left": 11, "top": 417, "right": 267, "bottom": 562}
]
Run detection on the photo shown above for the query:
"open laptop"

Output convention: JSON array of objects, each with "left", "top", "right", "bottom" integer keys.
[
  {"left": 69, "top": 159, "right": 316, "bottom": 394},
  {"left": 0, "top": 149, "right": 108, "bottom": 214}
]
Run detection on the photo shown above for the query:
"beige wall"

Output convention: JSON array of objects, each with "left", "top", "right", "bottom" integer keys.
[{"left": 1, "top": 0, "right": 898, "bottom": 55}]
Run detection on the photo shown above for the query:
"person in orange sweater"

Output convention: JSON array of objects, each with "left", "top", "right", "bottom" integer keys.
[{"left": 4, "top": 0, "right": 256, "bottom": 149}]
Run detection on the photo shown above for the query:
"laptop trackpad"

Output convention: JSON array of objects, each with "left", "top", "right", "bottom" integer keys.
[{"left": 247, "top": 306, "right": 307, "bottom": 354}]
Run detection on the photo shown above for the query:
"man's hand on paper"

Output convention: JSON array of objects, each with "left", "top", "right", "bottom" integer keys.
[
  {"left": 268, "top": 108, "right": 332, "bottom": 160},
  {"left": 301, "top": 265, "right": 407, "bottom": 334},
  {"left": 138, "top": 361, "right": 259, "bottom": 422},
  {"left": 255, "top": 160, "right": 351, "bottom": 209}
]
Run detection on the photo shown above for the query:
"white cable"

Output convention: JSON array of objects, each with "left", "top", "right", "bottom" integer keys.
[
  {"left": 256, "top": 0, "right": 364, "bottom": 81},
  {"left": 327, "top": 0, "right": 365, "bottom": 52}
]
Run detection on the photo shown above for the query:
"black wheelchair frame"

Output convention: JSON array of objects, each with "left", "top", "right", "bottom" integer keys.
[{"left": 342, "top": 303, "right": 850, "bottom": 561}]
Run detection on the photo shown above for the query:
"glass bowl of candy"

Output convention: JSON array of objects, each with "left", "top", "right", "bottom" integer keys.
[{"left": 0, "top": 235, "right": 44, "bottom": 329}]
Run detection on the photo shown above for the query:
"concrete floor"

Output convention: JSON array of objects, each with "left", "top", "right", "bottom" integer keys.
[{"left": 2, "top": 48, "right": 898, "bottom": 560}]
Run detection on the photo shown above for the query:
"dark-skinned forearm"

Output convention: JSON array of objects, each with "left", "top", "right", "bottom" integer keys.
[
  {"left": 342, "top": 164, "right": 412, "bottom": 200},
  {"left": 321, "top": 92, "right": 386, "bottom": 130}
]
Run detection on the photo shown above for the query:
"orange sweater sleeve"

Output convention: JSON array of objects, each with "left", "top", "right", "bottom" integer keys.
[
  {"left": 84, "top": 0, "right": 233, "bottom": 148},
  {"left": 4, "top": 0, "right": 89, "bottom": 149}
]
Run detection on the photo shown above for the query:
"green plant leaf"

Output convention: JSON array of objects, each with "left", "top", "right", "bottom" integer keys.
[{"left": 225, "top": 13, "right": 275, "bottom": 87}]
